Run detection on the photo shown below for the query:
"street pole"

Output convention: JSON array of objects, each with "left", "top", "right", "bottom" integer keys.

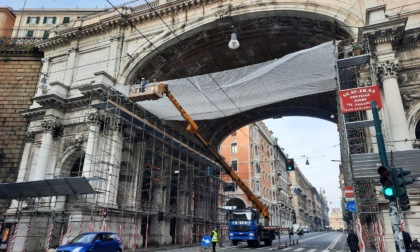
[{"left": 371, "top": 101, "right": 405, "bottom": 252}]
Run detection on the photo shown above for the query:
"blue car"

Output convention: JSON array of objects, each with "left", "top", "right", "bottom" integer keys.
[{"left": 55, "top": 232, "right": 122, "bottom": 252}]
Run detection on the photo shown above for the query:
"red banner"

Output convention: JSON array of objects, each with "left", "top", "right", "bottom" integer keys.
[{"left": 339, "top": 86, "right": 382, "bottom": 113}]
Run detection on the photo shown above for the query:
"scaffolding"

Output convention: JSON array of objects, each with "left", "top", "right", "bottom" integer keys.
[
  {"left": 1, "top": 87, "right": 225, "bottom": 252},
  {"left": 335, "top": 39, "right": 385, "bottom": 250}
]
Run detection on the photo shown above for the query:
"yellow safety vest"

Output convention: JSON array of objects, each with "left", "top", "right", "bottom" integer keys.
[{"left": 212, "top": 230, "right": 219, "bottom": 242}]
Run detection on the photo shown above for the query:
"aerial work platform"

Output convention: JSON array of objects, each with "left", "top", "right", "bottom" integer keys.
[{"left": 128, "top": 83, "right": 166, "bottom": 102}]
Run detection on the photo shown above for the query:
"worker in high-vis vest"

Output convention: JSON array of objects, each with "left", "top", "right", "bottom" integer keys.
[{"left": 211, "top": 228, "right": 219, "bottom": 252}]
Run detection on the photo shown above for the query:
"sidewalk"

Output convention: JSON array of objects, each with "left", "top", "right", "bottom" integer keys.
[{"left": 123, "top": 243, "right": 201, "bottom": 251}]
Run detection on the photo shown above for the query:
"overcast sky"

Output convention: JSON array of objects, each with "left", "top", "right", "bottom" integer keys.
[
  {"left": 4, "top": 0, "right": 343, "bottom": 211},
  {"left": 264, "top": 118, "right": 342, "bottom": 210}
]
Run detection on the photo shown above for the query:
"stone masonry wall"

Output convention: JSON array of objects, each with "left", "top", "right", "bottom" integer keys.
[{"left": 0, "top": 51, "right": 42, "bottom": 214}]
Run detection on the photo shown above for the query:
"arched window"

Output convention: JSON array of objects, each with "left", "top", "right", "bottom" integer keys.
[{"left": 416, "top": 120, "right": 420, "bottom": 140}]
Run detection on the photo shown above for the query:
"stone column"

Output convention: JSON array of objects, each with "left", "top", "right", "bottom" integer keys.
[
  {"left": 64, "top": 46, "right": 78, "bottom": 86},
  {"left": 104, "top": 118, "right": 123, "bottom": 208},
  {"left": 148, "top": 185, "right": 172, "bottom": 245},
  {"left": 17, "top": 131, "right": 35, "bottom": 182},
  {"left": 32, "top": 120, "right": 60, "bottom": 181},
  {"left": 377, "top": 59, "right": 412, "bottom": 151},
  {"left": 107, "top": 35, "right": 121, "bottom": 76},
  {"left": 176, "top": 192, "right": 188, "bottom": 244},
  {"left": 83, "top": 112, "right": 102, "bottom": 178}
]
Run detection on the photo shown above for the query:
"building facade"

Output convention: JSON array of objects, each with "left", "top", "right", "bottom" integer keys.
[
  {"left": 288, "top": 162, "right": 329, "bottom": 231},
  {"left": 0, "top": 0, "right": 420, "bottom": 251},
  {"left": 329, "top": 208, "right": 346, "bottom": 231}
]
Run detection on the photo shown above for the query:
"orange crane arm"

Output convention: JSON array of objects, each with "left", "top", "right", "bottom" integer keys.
[{"left": 159, "top": 85, "right": 270, "bottom": 220}]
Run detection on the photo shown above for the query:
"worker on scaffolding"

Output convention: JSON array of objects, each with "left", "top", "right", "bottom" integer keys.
[
  {"left": 210, "top": 228, "right": 219, "bottom": 252},
  {"left": 141, "top": 78, "right": 148, "bottom": 92}
]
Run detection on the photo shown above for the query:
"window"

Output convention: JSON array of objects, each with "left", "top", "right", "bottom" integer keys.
[
  {"left": 224, "top": 183, "right": 235, "bottom": 192},
  {"left": 254, "top": 146, "right": 259, "bottom": 156},
  {"left": 255, "top": 163, "right": 260, "bottom": 173},
  {"left": 231, "top": 160, "right": 238, "bottom": 171},
  {"left": 26, "top": 17, "right": 40, "bottom": 24},
  {"left": 43, "top": 17, "right": 57, "bottom": 24},
  {"left": 231, "top": 143, "right": 237, "bottom": 154},
  {"left": 26, "top": 30, "right": 34, "bottom": 38},
  {"left": 43, "top": 30, "right": 49, "bottom": 39},
  {"left": 63, "top": 17, "right": 70, "bottom": 24}
]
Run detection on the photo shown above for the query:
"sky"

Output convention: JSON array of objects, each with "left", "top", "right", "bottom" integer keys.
[
  {"left": 264, "top": 117, "right": 342, "bottom": 210},
  {"left": 4, "top": 0, "right": 343, "bottom": 211}
]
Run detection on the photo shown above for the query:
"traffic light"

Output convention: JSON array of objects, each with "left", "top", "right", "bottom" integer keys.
[
  {"left": 286, "top": 159, "right": 295, "bottom": 171},
  {"left": 392, "top": 167, "right": 414, "bottom": 210},
  {"left": 377, "top": 166, "right": 396, "bottom": 201},
  {"left": 158, "top": 211, "right": 164, "bottom": 221}
]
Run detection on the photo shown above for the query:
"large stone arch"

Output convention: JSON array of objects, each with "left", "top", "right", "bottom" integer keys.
[
  {"left": 226, "top": 197, "right": 247, "bottom": 209},
  {"left": 121, "top": 2, "right": 363, "bottom": 84}
]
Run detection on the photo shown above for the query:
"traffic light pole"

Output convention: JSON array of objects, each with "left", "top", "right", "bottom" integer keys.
[{"left": 371, "top": 101, "right": 405, "bottom": 252}]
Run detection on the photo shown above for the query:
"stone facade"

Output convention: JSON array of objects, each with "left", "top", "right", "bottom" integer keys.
[
  {"left": 0, "top": 0, "right": 419, "bottom": 251},
  {"left": 0, "top": 50, "right": 42, "bottom": 211}
]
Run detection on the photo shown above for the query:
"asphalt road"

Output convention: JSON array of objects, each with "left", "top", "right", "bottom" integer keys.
[{"left": 147, "top": 231, "right": 358, "bottom": 252}]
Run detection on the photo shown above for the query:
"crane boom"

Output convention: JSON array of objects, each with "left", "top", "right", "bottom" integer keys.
[{"left": 128, "top": 83, "right": 269, "bottom": 220}]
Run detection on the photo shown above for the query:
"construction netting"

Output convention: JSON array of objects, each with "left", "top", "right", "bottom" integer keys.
[{"left": 115, "top": 41, "right": 337, "bottom": 121}]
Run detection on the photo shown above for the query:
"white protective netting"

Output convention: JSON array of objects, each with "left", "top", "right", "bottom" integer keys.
[{"left": 115, "top": 41, "right": 336, "bottom": 121}]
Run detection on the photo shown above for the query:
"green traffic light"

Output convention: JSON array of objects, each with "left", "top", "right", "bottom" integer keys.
[{"left": 383, "top": 187, "right": 395, "bottom": 197}]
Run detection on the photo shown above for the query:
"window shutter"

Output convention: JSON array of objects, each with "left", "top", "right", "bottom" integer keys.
[
  {"left": 52, "top": 17, "right": 57, "bottom": 24},
  {"left": 43, "top": 17, "right": 47, "bottom": 24},
  {"left": 63, "top": 17, "right": 70, "bottom": 24},
  {"left": 36, "top": 17, "right": 40, "bottom": 24},
  {"left": 43, "top": 30, "right": 49, "bottom": 39},
  {"left": 26, "top": 17, "right": 31, "bottom": 24}
]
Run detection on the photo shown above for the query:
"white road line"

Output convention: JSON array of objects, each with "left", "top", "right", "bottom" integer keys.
[
  {"left": 294, "top": 248, "right": 304, "bottom": 251},
  {"left": 281, "top": 248, "right": 293, "bottom": 251},
  {"left": 307, "top": 249, "right": 317, "bottom": 252},
  {"left": 321, "top": 250, "right": 330, "bottom": 252},
  {"left": 326, "top": 233, "right": 342, "bottom": 250}
]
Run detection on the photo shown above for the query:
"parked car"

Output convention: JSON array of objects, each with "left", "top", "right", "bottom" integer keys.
[
  {"left": 302, "top": 227, "right": 310, "bottom": 233},
  {"left": 55, "top": 232, "right": 122, "bottom": 252}
]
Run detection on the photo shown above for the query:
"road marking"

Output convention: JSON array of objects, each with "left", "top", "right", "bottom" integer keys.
[
  {"left": 294, "top": 248, "right": 304, "bottom": 251},
  {"left": 298, "top": 233, "right": 331, "bottom": 243},
  {"left": 326, "top": 233, "right": 342, "bottom": 250},
  {"left": 307, "top": 249, "right": 317, "bottom": 252},
  {"left": 281, "top": 248, "right": 293, "bottom": 251}
]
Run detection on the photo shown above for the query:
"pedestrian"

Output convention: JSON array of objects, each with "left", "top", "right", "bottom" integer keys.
[
  {"left": 210, "top": 228, "right": 218, "bottom": 252},
  {"left": 288, "top": 227, "right": 293, "bottom": 244},
  {"left": 403, "top": 230, "right": 412, "bottom": 252},
  {"left": 141, "top": 78, "right": 147, "bottom": 92},
  {"left": 347, "top": 230, "right": 359, "bottom": 252}
]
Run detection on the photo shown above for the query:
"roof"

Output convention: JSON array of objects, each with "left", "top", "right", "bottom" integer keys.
[{"left": 0, "top": 177, "right": 96, "bottom": 199}]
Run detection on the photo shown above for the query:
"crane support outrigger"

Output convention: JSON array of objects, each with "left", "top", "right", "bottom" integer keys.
[{"left": 128, "top": 83, "right": 277, "bottom": 247}]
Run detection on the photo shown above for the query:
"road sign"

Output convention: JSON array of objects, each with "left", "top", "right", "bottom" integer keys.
[
  {"left": 339, "top": 86, "right": 382, "bottom": 113},
  {"left": 346, "top": 201, "right": 356, "bottom": 212},
  {"left": 344, "top": 186, "right": 354, "bottom": 197},
  {"left": 201, "top": 235, "right": 211, "bottom": 247}
]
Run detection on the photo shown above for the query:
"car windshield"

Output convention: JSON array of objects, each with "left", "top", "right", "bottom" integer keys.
[{"left": 69, "top": 234, "right": 96, "bottom": 244}]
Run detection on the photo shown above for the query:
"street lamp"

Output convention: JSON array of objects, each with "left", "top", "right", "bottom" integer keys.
[{"left": 228, "top": 32, "right": 240, "bottom": 50}]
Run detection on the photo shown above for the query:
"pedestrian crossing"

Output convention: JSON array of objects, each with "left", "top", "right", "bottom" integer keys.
[{"left": 218, "top": 246, "right": 346, "bottom": 252}]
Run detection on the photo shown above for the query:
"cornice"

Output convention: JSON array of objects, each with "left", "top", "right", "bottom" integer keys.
[
  {"left": 20, "top": 107, "right": 46, "bottom": 119},
  {"left": 37, "top": 0, "right": 217, "bottom": 50},
  {"left": 360, "top": 18, "right": 407, "bottom": 45}
]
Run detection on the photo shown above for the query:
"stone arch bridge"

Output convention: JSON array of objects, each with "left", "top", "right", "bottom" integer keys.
[{"left": 6, "top": 0, "right": 420, "bottom": 251}]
